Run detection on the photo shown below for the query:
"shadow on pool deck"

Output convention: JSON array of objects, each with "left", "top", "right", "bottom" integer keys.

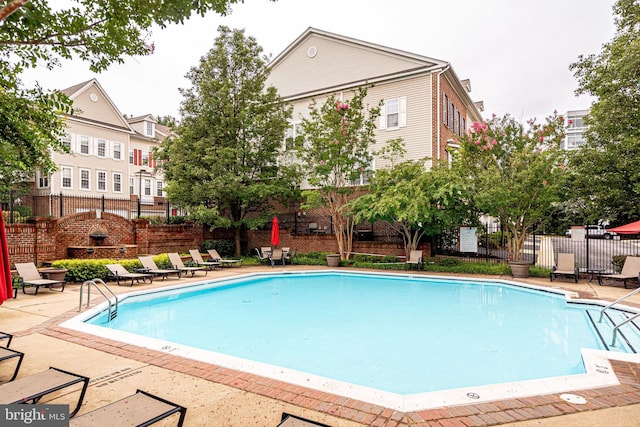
[{"left": 1, "top": 265, "right": 639, "bottom": 426}]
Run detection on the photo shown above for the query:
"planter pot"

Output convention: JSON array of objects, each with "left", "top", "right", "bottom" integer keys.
[
  {"left": 509, "top": 261, "right": 531, "bottom": 278},
  {"left": 38, "top": 267, "right": 68, "bottom": 282},
  {"left": 326, "top": 254, "right": 341, "bottom": 267}
]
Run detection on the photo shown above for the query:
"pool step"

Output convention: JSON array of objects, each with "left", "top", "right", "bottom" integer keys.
[{"left": 586, "top": 309, "right": 640, "bottom": 353}]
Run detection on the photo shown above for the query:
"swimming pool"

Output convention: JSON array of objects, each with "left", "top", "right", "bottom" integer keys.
[{"left": 64, "top": 271, "right": 640, "bottom": 411}]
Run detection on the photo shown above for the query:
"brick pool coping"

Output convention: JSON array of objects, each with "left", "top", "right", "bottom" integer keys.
[{"left": 29, "top": 302, "right": 640, "bottom": 427}]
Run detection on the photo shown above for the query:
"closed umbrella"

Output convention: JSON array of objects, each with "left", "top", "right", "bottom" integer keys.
[
  {"left": 271, "top": 216, "right": 280, "bottom": 247},
  {"left": 0, "top": 205, "right": 12, "bottom": 304}
]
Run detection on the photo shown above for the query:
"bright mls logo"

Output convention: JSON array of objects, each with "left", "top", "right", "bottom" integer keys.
[{"left": 1, "top": 405, "right": 68, "bottom": 426}]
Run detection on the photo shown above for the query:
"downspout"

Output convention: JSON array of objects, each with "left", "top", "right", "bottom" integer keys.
[{"left": 436, "top": 64, "right": 450, "bottom": 161}]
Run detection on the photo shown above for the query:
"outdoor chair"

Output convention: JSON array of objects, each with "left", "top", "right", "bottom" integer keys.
[
  {"left": 0, "top": 347, "right": 24, "bottom": 382},
  {"left": 284, "top": 248, "right": 297, "bottom": 265},
  {"left": 270, "top": 248, "right": 285, "bottom": 267},
  {"left": 405, "top": 250, "right": 423, "bottom": 270},
  {"left": 550, "top": 253, "right": 579, "bottom": 283},
  {"left": 207, "top": 249, "right": 242, "bottom": 267},
  {"left": 0, "top": 331, "right": 12, "bottom": 348},
  {"left": 598, "top": 256, "right": 640, "bottom": 289},
  {"left": 255, "top": 247, "right": 271, "bottom": 264},
  {"left": 0, "top": 367, "right": 89, "bottom": 417},
  {"left": 188, "top": 249, "right": 220, "bottom": 270},
  {"left": 70, "top": 389, "right": 186, "bottom": 427},
  {"left": 14, "top": 262, "right": 65, "bottom": 295},
  {"left": 277, "top": 412, "right": 332, "bottom": 427},
  {"left": 138, "top": 256, "right": 181, "bottom": 280},
  {"left": 168, "top": 252, "right": 208, "bottom": 277},
  {"left": 105, "top": 264, "right": 153, "bottom": 286}
]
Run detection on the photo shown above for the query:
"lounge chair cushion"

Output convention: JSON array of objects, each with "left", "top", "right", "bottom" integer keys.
[
  {"left": 14, "top": 262, "right": 65, "bottom": 294},
  {"left": 0, "top": 367, "right": 89, "bottom": 417},
  {"left": 105, "top": 264, "right": 153, "bottom": 286},
  {"left": 70, "top": 389, "right": 186, "bottom": 427}
]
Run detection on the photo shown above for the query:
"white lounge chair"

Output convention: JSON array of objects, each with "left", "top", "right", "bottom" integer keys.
[
  {"left": 14, "top": 262, "right": 65, "bottom": 295},
  {"left": 550, "top": 253, "right": 579, "bottom": 283}
]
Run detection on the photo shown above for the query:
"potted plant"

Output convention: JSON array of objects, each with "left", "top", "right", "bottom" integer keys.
[
  {"left": 326, "top": 253, "right": 341, "bottom": 267},
  {"left": 455, "top": 113, "right": 568, "bottom": 277}
]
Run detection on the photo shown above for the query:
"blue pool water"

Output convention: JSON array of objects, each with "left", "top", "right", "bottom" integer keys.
[{"left": 85, "top": 272, "right": 629, "bottom": 394}]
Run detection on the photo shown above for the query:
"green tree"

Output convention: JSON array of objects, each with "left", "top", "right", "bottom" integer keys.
[
  {"left": 347, "top": 158, "right": 474, "bottom": 260},
  {"left": 454, "top": 113, "right": 568, "bottom": 262},
  {"left": 569, "top": 0, "right": 640, "bottom": 224},
  {"left": 157, "top": 26, "right": 297, "bottom": 256},
  {"left": 0, "top": 0, "right": 258, "bottom": 191},
  {"left": 296, "top": 87, "right": 380, "bottom": 260}
]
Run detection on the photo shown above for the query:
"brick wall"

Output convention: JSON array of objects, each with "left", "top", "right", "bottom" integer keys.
[
  {"left": 4, "top": 213, "right": 203, "bottom": 267},
  {"left": 247, "top": 229, "right": 428, "bottom": 259}
]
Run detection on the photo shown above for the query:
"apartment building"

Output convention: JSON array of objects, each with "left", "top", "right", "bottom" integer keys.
[
  {"left": 267, "top": 27, "right": 484, "bottom": 174},
  {"left": 563, "top": 109, "right": 589, "bottom": 150},
  {"left": 32, "top": 79, "right": 169, "bottom": 217}
]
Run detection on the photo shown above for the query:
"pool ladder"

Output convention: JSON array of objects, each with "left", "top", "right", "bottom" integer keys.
[
  {"left": 79, "top": 279, "right": 119, "bottom": 321},
  {"left": 597, "top": 286, "right": 640, "bottom": 348}
]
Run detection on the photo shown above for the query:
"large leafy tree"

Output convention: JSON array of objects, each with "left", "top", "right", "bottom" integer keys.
[
  {"left": 454, "top": 113, "right": 568, "bottom": 262},
  {"left": 0, "top": 0, "right": 259, "bottom": 193},
  {"left": 347, "top": 158, "right": 474, "bottom": 260},
  {"left": 157, "top": 26, "right": 297, "bottom": 256},
  {"left": 296, "top": 88, "right": 380, "bottom": 260},
  {"left": 568, "top": 0, "right": 640, "bottom": 224}
]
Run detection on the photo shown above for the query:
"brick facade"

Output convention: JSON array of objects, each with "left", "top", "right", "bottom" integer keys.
[{"left": 5, "top": 213, "right": 202, "bottom": 267}]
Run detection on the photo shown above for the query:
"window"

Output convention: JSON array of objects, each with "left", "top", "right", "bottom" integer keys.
[
  {"left": 453, "top": 107, "right": 459, "bottom": 135},
  {"left": 442, "top": 94, "right": 448, "bottom": 126},
  {"left": 448, "top": 99, "right": 453, "bottom": 130},
  {"left": 129, "top": 178, "right": 134, "bottom": 195},
  {"left": 142, "top": 152, "right": 149, "bottom": 166},
  {"left": 113, "top": 173, "right": 123, "bottom": 193},
  {"left": 386, "top": 98, "right": 399, "bottom": 128},
  {"left": 97, "top": 171, "right": 107, "bottom": 191},
  {"left": 36, "top": 171, "right": 49, "bottom": 188},
  {"left": 145, "top": 121, "right": 154, "bottom": 137},
  {"left": 129, "top": 149, "right": 134, "bottom": 164},
  {"left": 97, "top": 139, "right": 107, "bottom": 157},
  {"left": 61, "top": 133, "right": 72, "bottom": 151},
  {"left": 284, "top": 123, "right": 302, "bottom": 150},
  {"left": 80, "top": 136, "right": 90, "bottom": 154},
  {"left": 566, "top": 133, "right": 585, "bottom": 149},
  {"left": 113, "top": 142, "right": 122, "bottom": 160},
  {"left": 61, "top": 167, "right": 72, "bottom": 189},
  {"left": 156, "top": 180, "right": 164, "bottom": 197},
  {"left": 144, "top": 179, "right": 152, "bottom": 196},
  {"left": 379, "top": 97, "right": 407, "bottom": 130},
  {"left": 80, "top": 168, "right": 90, "bottom": 190}
]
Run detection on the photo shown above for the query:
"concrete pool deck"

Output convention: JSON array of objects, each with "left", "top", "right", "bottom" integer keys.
[{"left": 1, "top": 265, "right": 639, "bottom": 426}]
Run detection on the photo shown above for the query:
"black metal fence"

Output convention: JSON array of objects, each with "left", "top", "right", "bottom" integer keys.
[
  {"left": 1, "top": 190, "right": 182, "bottom": 223},
  {"left": 435, "top": 223, "right": 640, "bottom": 274}
]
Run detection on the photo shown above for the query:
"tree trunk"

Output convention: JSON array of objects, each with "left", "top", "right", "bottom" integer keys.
[{"left": 233, "top": 226, "right": 242, "bottom": 258}]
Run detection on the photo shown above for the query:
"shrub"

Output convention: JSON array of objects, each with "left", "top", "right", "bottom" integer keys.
[{"left": 201, "top": 240, "right": 235, "bottom": 256}]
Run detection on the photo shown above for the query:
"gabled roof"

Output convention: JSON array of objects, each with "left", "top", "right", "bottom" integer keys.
[
  {"left": 60, "top": 79, "right": 134, "bottom": 132},
  {"left": 269, "top": 27, "right": 448, "bottom": 69},
  {"left": 127, "top": 114, "right": 156, "bottom": 124},
  {"left": 267, "top": 27, "right": 451, "bottom": 100}
]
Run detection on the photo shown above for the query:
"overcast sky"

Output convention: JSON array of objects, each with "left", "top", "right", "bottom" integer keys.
[{"left": 23, "top": 0, "right": 617, "bottom": 122}]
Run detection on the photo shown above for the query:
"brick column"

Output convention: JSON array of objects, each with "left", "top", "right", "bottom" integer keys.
[{"left": 133, "top": 218, "right": 150, "bottom": 255}]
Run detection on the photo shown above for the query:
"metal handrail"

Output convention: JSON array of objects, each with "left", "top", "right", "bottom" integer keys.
[
  {"left": 611, "top": 312, "right": 640, "bottom": 347},
  {"left": 598, "top": 285, "right": 640, "bottom": 323},
  {"left": 79, "top": 279, "right": 118, "bottom": 321},
  {"left": 597, "top": 281, "right": 640, "bottom": 347}
]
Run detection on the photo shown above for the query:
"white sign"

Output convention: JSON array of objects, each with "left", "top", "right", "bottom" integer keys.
[{"left": 459, "top": 227, "right": 478, "bottom": 253}]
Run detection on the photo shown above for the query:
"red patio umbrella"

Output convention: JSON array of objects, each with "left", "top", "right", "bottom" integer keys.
[
  {"left": 607, "top": 220, "right": 640, "bottom": 235},
  {"left": 0, "top": 205, "right": 13, "bottom": 304},
  {"left": 271, "top": 216, "right": 280, "bottom": 247}
]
